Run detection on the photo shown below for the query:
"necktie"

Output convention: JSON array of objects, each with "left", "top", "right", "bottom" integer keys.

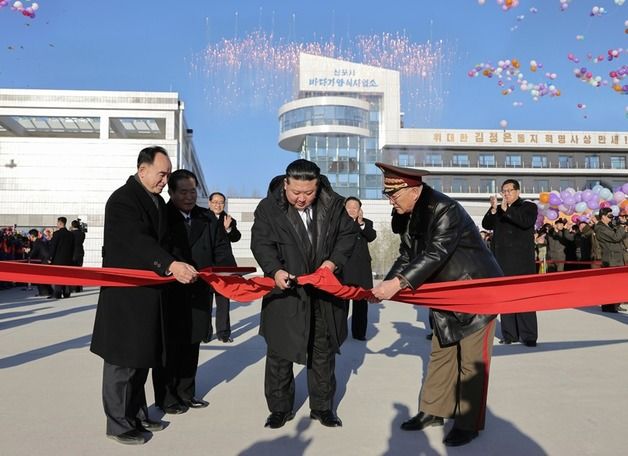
[
  {"left": 184, "top": 215, "right": 192, "bottom": 235},
  {"left": 305, "top": 207, "right": 313, "bottom": 244}
]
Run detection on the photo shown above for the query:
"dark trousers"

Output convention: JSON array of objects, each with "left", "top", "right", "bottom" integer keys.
[
  {"left": 209, "top": 292, "right": 231, "bottom": 338},
  {"left": 152, "top": 342, "right": 200, "bottom": 407},
  {"left": 53, "top": 285, "right": 71, "bottom": 299},
  {"left": 350, "top": 299, "right": 368, "bottom": 339},
  {"left": 102, "top": 362, "right": 149, "bottom": 436},
  {"left": 264, "top": 303, "right": 336, "bottom": 412},
  {"left": 500, "top": 312, "right": 538, "bottom": 343},
  {"left": 36, "top": 284, "right": 53, "bottom": 296}
]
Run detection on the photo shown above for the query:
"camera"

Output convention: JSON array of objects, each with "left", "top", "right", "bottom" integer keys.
[{"left": 73, "top": 218, "right": 88, "bottom": 233}]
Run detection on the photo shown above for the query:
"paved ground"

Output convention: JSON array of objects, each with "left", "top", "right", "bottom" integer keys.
[{"left": 1, "top": 284, "right": 627, "bottom": 456}]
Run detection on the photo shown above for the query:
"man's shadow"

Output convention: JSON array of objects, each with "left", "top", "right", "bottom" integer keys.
[
  {"left": 237, "top": 416, "right": 313, "bottom": 456},
  {"left": 576, "top": 306, "right": 628, "bottom": 325}
]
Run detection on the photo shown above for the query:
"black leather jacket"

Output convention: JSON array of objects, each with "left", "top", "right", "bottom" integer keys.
[{"left": 386, "top": 185, "right": 503, "bottom": 345}]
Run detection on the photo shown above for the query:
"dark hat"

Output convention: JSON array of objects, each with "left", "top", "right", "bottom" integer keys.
[
  {"left": 375, "top": 162, "right": 429, "bottom": 194},
  {"left": 555, "top": 218, "right": 567, "bottom": 225}
]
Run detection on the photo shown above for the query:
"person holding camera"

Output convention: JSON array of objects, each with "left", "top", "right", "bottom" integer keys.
[{"left": 594, "top": 207, "right": 628, "bottom": 313}]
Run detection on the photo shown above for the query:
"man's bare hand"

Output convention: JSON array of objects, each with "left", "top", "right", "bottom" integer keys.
[
  {"left": 489, "top": 195, "right": 498, "bottom": 214},
  {"left": 274, "top": 269, "right": 295, "bottom": 290},
  {"left": 168, "top": 261, "right": 198, "bottom": 284},
  {"left": 223, "top": 214, "right": 232, "bottom": 231},
  {"left": 371, "top": 277, "right": 402, "bottom": 301},
  {"left": 320, "top": 260, "right": 336, "bottom": 271}
]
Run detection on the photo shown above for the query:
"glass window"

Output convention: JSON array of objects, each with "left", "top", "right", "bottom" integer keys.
[
  {"left": 427, "top": 177, "right": 442, "bottom": 192},
  {"left": 452, "top": 178, "right": 467, "bottom": 192},
  {"left": 452, "top": 154, "right": 470, "bottom": 166},
  {"left": 365, "top": 189, "right": 380, "bottom": 199},
  {"left": 610, "top": 156, "right": 626, "bottom": 169},
  {"left": 534, "top": 180, "right": 549, "bottom": 192},
  {"left": 559, "top": 179, "right": 574, "bottom": 190},
  {"left": 584, "top": 180, "right": 600, "bottom": 189},
  {"left": 398, "top": 152, "right": 415, "bottom": 167},
  {"left": 558, "top": 155, "right": 573, "bottom": 168},
  {"left": 505, "top": 155, "right": 522, "bottom": 167},
  {"left": 365, "top": 175, "right": 381, "bottom": 187},
  {"left": 478, "top": 154, "right": 495, "bottom": 167},
  {"left": 479, "top": 179, "right": 496, "bottom": 193},
  {"left": 585, "top": 155, "right": 600, "bottom": 168},
  {"left": 425, "top": 152, "right": 443, "bottom": 166},
  {"left": 531, "top": 155, "right": 548, "bottom": 168}
]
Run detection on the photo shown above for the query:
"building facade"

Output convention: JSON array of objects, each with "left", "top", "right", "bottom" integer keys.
[
  {"left": 0, "top": 89, "right": 207, "bottom": 266},
  {"left": 278, "top": 53, "right": 628, "bottom": 219}
]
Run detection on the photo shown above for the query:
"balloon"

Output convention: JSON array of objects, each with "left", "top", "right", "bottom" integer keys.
[
  {"left": 546, "top": 210, "right": 559, "bottom": 221},
  {"left": 539, "top": 192, "right": 550, "bottom": 204},
  {"left": 549, "top": 193, "right": 562, "bottom": 207},
  {"left": 499, "top": 119, "right": 508, "bottom": 129},
  {"left": 611, "top": 205, "right": 620, "bottom": 216},
  {"left": 622, "top": 183, "right": 628, "bottom": 194},
  {"left": 574, "top": 192, "right": 582, "bottom": 203},
  {"left": 563, "top": 195, "right": 576, "bottom": 206},
  {"left": 575, "top": 202, "right": 588, "bottom": 213},
  {"left": 614, "top": 191, "right": 626, "bottom": 202},
  {"left": 587, "top": 199, "right": 600, "bottom": 210},
  {"left": 599, "top": 201, "right": 611, "bottom": 209},
  {"left": 571, "top": 214, "right": 580, "bottom": 223},
  {"left": 599, "top": 188, "right": 613, "bottom": 200},
  {"left": 581, "top": 189, "right": 593, "bottom": 201},
  {"left": 592, "top": 184, "right": 603, "bottom": 194}
]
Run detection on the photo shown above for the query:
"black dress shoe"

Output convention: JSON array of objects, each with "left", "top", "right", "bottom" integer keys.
[
  {"left": 182, "top": 397, "right": 209, "bottom": 409},
  {"left": 443, "top": 427, "right": 479, "bottom": 447},
  {"left": 220, "top": 336, "right": 233, "bottom": 343},
  {"left": 265, "top": 411, "right": 295, "bottom": 429},
  {"left": 425, "top": 333, "right": 433, "bottom": 340},
  {"left": 310, "top": 410, "right": 342, "bottom": 427},
  {"left": 159, "top": 403, "right": 188, "bottom": 415},
  {"left": 107, "top": 429, "right": 147, "bottom": 445},
  {"left": 353, "top": 336, "right": 367, "bottom": 341},
  {"left": 137, "top": 418, "right": 165, "bottom": 432},
  {"left": 523, "top": 340, "right": 537, "bottom": 347},
  {"left": 400, "top": 412, "right": 444, "bottom": 431},
  {"left": 499, "top": 339, "right": 514, "bottom": 345}
]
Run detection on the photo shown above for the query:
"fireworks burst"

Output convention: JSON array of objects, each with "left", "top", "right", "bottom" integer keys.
[{"left": 190, "top": 30, "right": 454, "bottom": 125}]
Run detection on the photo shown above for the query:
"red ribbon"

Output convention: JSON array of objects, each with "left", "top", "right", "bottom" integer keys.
[{"left": 1, "top": 261, "right": 627, "bottom": 315}]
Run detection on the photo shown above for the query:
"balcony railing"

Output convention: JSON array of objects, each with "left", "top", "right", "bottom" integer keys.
[{"left": 398, "top": 160, "right": 622, "bottom": 169}]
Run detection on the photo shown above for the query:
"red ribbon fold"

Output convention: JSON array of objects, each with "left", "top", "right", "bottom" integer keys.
[{"left": 1, "top": 261, "right": 627, "bottom": 315}]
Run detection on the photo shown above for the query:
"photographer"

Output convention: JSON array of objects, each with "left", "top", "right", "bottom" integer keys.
[
  {"left": 594, "top": 207, "right": 628, "bottom": 312},
  {"left": 70, "top": 219, "right": 86, "bottom": 293},
  {"left": 546, "top": 218, "right": 575, "bottom": 272}
]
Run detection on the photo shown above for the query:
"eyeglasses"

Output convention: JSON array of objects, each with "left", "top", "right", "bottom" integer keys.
[
  {"left": 383, "top": 188, "right": 405, "bottom": 201},
  {"left": 500, "top": 188, "right": 518, "bottom": 194},
  {"left": 210, "top": 201, "right": 225, "bottom": 205}
]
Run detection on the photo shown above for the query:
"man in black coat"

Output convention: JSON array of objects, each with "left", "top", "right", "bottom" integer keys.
[
  {"left": 251, "top": 159, "right": 356, "bottom": 429},
  {"left": 70, "top": 219, "right": 86, "bottom": 292},
  {"left": 90, "top": 147, "right": 198, "bottom": 445},
  {"left": 482, "top": 179, "right": 538, "bottom": 346},
  {"left": 207, "top": 191, "right": 240, "bottom": 342},
  {"left": 27, "top": 228, "right": 53, "bottom": 297},
  {"left": 342, "top": 196, "right": 377, "bottom": 340},
  {"left": 152, "top": 170, "right": 231, "bottom": 414},
  {"left": 372, "top": 163, "right": 503, "bottom": 447},
  {"left": 48, "top": 216, "right": 75, "bottom": 299}
]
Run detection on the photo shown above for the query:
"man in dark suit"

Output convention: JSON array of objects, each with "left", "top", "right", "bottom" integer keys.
[
  {"left": 90, "top": 146, "right": 198, "bottom": 445},
  {"left": 342, "top": 196, "right": 377, "bottom": 341},
  {"left": 372, "top": 163, "right": 503, "bottom": 447},
  {"left": 482, "top": 178, "right": 539, "bottom": 346},
  {"left": 48, "top": 216, "right": 75, "bottom": 299},
  {"left": 70, "top": 219, "right": 86, "bottom": 293},
  {"left": 26, "top": 228, "right": 53, "bottom": 297},
  {"left": 152, "top": 170, "right": 230, "bottom": 414},
  {"left": 251, "top": 159, "right": 356, "bottom": 429},
  {"left": 207, "top": 192, "right": 240, "bottom": 342}
]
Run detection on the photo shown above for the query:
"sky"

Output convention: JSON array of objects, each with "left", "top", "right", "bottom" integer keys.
[{"left": 1, "top": 0, "right": 626, "bottom": 196}]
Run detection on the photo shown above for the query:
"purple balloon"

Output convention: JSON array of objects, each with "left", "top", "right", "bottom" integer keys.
[
  {"left": 563, "top": 195, "right": 576, "bottom": 206},
  {"left": 587, "top": 199, "right": 600, "bottom": 210},
  {"left": 582, "top": 189, "right": 593, "bottom": 201},
  {"left": 622, "top": 183, "right": 628, "bottom": 194},
  {"left": 546, "top": 209, "right": 559, "bottom": 221},
  {"left": 574, "top": 192, "right": 582, "bottom": 203},
  {"left": 549, "top": 193, "right": 562, "bottom": 207}
]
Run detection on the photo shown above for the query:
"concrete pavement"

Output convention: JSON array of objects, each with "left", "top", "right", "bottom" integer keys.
[{"left": 1, "top": 284, "right": 627, "bottom": 455}]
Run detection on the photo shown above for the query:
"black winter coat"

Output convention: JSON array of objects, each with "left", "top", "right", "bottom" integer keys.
[
  {"left": 387, "top": 185, "right": 503, "bottom": 346},
  {"left": 72, "top": 229, "right": 85, "bottom": 265},
  {"left": 208, "top": 210, "right": 238, "bottom": 266},
  {"left": 250, "top": 175, "right": 357, "bottom": 364},
  {"left": 90, "top": 176, "right": 175, "bottom": 368},
  {"left": 482, "top": 197, "right": 538, "bottom": 276},
  {"left": 341, "top": 218, "right": 376, "bottom": 288},
  {"left": 49, "top": 227, "right": 75, "bottom": 266},
  {"left": 166, "top": 203, "right": 230, "bottom": 344}
]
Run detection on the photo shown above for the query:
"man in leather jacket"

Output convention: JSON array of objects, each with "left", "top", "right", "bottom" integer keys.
[{"left": 371, "top": 162, "right": 503, "bottom": 447}]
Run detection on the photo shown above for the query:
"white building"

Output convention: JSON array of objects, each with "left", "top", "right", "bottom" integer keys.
[
  {"left": 278, "top": 53, "right": 628, "bottom": 219},
  {"left": 0, "top": 89, "right": 207, "bottom": 266}
]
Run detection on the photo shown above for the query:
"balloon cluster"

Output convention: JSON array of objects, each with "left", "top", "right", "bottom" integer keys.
[
  {"left": 590, "top": 6, "right": 608, "bottom": 17},
  {"left": 468, "top": 58, "right": 562, "bottom": 101},
  {"left": 615, "top": 0, "right": 625, "bottom": 6},
  {"left": 573, "top": 67, "right": 606, "bottom": 87},
  {"left": 610, "top": 65, "right": 628, "bottom": 93},
  {"left": 559, "top": 0, "right": 572, "bottom": 12},
  {"left": 497, "top": 0, "right": 519, "bottom": 11},
  {"left": 535, "top": 184, "right": 628, "bottom": 226},
  {"left": 0, "top": 1, "right": 39, "bottom": 18}
]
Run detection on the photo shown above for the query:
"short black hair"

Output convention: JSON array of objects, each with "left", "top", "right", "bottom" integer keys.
[
  {"left": 599, "top": 207, "right": 613, "bottom": 218},
  {"left": 71, "top": 220, "right": 80, "bottom": 229},
  {"left": 137, "top": 146, "right": 169, "bottom": 169},
  {"left": 285, "top": 159, "right": 320, "bottom": 182},
  {"left": 501, "top": 179, "right": 520, "bottom": 191},
  {"left": 57, "top": 217, "right": 67, "bottom": 226},
  {"left": 209, "top": 192, "right": 226, "bottom": 202},
  {"left": 345, "top": 196, "right": 362, "bottom": 207},
  {"left": 168, "top": 169, "right": 198, "bottom": 192},
  {"left": 28, "top": 229, "right": 39, "bottom": 237}
]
